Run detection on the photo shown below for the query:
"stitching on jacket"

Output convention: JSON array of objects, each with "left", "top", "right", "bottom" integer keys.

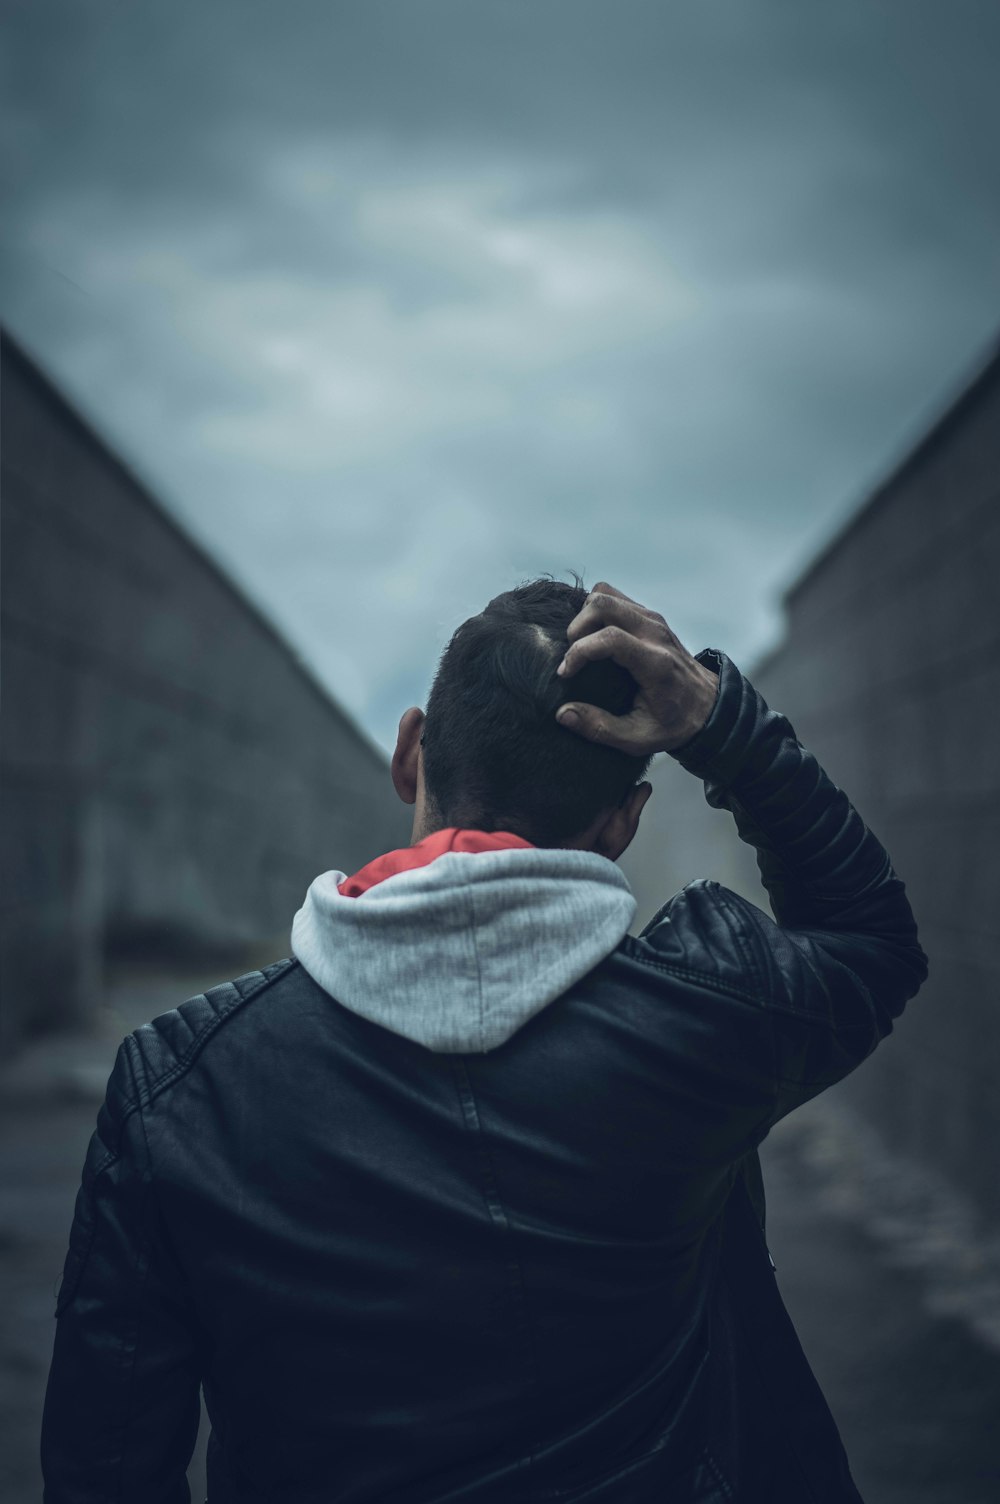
[
  {"left": 706, "top": 893, "right": 885, "bottom": 1033},
  {"left": 637, "top": 897, "right": 674, "bottom": 939},
  {"left": 141, "top": 960, "right": 296, "bottom": 1107},
  {"left": 86, "top": 962, "right": 296, "bottom": 1153},
  {"left": 617, "top": 938, "right": 762, "bottom": 1007},
  {"left": 54, "top": 1197, "right": 100, "bottom": 1318},
  {"left": 450, "top": 1060, "right": 545, "bottom": 1448},
  {"left": 90, "top": 1148, "right": 117, "bottom": 1180},
  {"left": 702, "top": 1445, "right": 736, "bottom": 1501},
  {"left": 712, "top": 885, "right": 762, "bottom": 994},
  {"left": 115, "top": 1118, "right": 156, "bottom": 1488}
]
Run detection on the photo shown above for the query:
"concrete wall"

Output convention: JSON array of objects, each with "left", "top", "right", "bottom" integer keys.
[
  {"left": 623, "top": 338, "right": 1000, "bottom": 1236},
  {"left": 1, "top": 334, "right": 410, "bottom": 1053}
]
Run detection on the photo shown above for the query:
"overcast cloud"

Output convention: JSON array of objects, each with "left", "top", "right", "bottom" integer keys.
[{"left": 3, "top": 0, "right": 999, "bottom": 753}]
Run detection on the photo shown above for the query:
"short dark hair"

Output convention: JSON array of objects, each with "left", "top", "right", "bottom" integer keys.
[{"left": 421, "top": 574, "right": 653, "bottom": 847}]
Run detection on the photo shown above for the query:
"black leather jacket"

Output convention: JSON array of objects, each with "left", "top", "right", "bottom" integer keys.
[{"left": 41, "top": 651, "right": 928, "bottom": 1502}]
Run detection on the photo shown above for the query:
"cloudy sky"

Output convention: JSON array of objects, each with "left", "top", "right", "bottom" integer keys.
[{"left": 4, "top": 0, "right": 999, "bottom": 755}]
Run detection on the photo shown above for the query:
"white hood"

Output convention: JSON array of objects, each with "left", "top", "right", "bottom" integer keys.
[{"left": 290, "top": 848, "right": 637, "bottom": 1053}]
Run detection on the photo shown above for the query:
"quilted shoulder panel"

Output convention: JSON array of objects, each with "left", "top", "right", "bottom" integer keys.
[
  {"left": 627, "top": 878, "right": 764, "bottom": 1005},
  {"left": 126, "top": 957, "right": 297, "bottom": 1104}
]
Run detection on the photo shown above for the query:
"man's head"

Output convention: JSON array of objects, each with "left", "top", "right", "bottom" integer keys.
[{"left": 391, "top": 576, "right": 654, "bottom": 857}]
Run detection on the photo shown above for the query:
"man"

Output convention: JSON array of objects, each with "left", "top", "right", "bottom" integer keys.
[{"left": 42, "top": 577, "right": 928, "bottom": 1503}]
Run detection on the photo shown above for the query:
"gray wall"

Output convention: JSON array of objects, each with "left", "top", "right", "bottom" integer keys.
[
  {"left": 1, "top": 334, "right": 410, "bottom": 1053},
  {"left": 623, "top": 339, "right": 1000, "bottom": 1236}
]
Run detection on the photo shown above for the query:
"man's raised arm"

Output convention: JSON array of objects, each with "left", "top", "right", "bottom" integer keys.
[{"left": 555, "top": 581, "right": 929, "bottom": 1127}]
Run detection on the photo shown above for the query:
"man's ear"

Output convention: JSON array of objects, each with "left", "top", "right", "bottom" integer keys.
[
  {"left": 391, "top": 707, "right": 425, "bottom": 806},
  {"left": 592, "top": 781, "right": 653, "bottom": 862}
]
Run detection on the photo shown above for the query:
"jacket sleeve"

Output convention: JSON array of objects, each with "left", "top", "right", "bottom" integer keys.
[
  {"left": 41, "top": 1035, "right": 203, "bottom": 1504},
  {"left": 664, "top": 647, "right": 929, "bottom": 1132}
]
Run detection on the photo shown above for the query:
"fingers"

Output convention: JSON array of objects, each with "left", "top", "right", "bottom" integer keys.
[
  {"left": 554, "top": 582, "right": 702, "bottom": 756},
  {"left": 590, "top": 580, "right": 645, "bottom": 608},
  {"left": 557, "top": 622, "right": 657, "bottom": 681},
  {"left": 555, "top": 701, "right": 645, "bottom": 754},
  {"left": 588, "top": 579, "right": 634, "bottom": 604},
  {"left": 565, "top": 584, "right": 673, "bottom": 651}
]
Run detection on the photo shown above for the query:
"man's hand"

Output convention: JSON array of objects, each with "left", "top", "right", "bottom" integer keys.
[{"left": 555, "top": 581, "right": 720, "bottom": 755}]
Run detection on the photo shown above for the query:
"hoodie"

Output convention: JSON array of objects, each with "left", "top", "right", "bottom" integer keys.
[{"left": 290, "top": 827, "right": 637, "bottom": 1054}]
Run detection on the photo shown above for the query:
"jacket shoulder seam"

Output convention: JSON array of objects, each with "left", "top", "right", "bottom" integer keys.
[
  {"left": 710, "top": 882, "right": 765, "bottom": 994},
  {"left": 86, "top": 1032, "right": 147, "bottom": 1172},
  {"left": 128, "top": 959, "right": 298, "bottom": 1111},
  {"left": 624, "top": 878, "right": 764, "bottom": 1006},
  {"left": 715, "top": 891, "right": 886, "bottom": 1031},
  {"left": 616, "top": 933, "right": 762, "bottom": 1008}
]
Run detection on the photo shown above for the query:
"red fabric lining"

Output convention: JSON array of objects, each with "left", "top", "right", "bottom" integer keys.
[{"left": 337, "top": 827, "right": 536, "bottom": 897}]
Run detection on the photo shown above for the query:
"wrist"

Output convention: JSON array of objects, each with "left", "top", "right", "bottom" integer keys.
[
  {"left": 666, "top": 665, "right": 720, "bottom": 752},
  {"left": 665, "top": 648, "right": 736, "bottom": 763}
]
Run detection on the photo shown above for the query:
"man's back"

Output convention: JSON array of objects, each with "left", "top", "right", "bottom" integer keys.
[
  {"left": 139, "top": 950, "right": 730, "bottom": 1500},
  {"left": 41, "top": 642, "right": 929, "bottom": 1502}
]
